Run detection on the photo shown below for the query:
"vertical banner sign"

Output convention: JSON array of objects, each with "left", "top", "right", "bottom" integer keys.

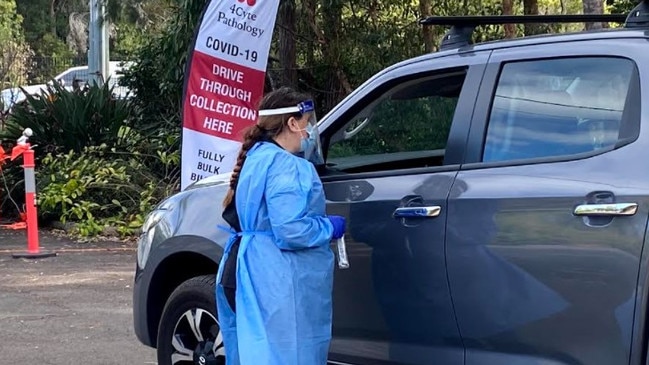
[{"left": 181, "top": 0, "right": 280, "bottom": 190}]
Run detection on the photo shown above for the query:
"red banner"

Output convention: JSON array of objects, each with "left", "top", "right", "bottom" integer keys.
[{"left": 181, "top": 0, "right": 280, "bottom": 189}]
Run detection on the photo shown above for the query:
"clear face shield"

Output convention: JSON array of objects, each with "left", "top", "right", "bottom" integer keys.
[{"left": 258, "top": 99, "right": 324, "bottom": 165}]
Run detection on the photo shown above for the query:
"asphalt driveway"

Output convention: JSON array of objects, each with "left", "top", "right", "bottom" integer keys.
[{"left": 0, "top": 228, "right": 157, "bottom": 364}]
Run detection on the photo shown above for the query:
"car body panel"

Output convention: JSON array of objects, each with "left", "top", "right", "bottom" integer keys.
[
  {"left": 320, "top": 50, "right": 490, "bottom": 365},
  {"left": 133, "top": 25, "right": 649, "bottom": 365},
  {"left": 446, "top": 37, "right": 649, "bottom": 365},
  {"left": 132, "top": 182, "right": 231, "bottom": 346},
  {"left": 324, "top": 171, "right": 461, "bottom": 365},
  {"left": 133, "top": 234, "right": 222, "bottom": 346}
]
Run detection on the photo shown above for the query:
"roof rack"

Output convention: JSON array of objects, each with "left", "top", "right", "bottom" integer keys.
[
  {"left": 626, "top": 0, "right": 649, "bottom": 28},
  {"left": 420, "top": 0, "right": 648, "bottom": 51}
]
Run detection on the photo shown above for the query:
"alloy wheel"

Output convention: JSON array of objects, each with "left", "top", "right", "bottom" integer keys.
[{"left": 170, "top": 308, "right": 225, "bottom": 365}]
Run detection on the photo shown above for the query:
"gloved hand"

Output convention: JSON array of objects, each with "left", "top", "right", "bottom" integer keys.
[{"left": 327, "top": 215, "right": 346, "bottom": 239}]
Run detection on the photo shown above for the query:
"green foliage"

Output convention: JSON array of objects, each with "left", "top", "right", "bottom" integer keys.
[
  {"left": 0, "top": 0, "right": 31, "bottom": 88},
  {"left": 16, "top": 0, "right": 87, "bottom": 48},
  {"left": 35, "top": 33, "right": 74, "bottom": 60},
  {"left": 15, "top": 0, "right": 172, "bottom": 63},
  {"left": 27, "top": 33, "right": 77, "bottom": 83},
  {"left": 112, "top": 22, "right": 147, "bottom": 59},
  {"left": 608, "top": 0, "right": 638, "bottom": 14},
  {"left": 1, "top": 0, "right": 183, "bottom": 238},
  {"left": 1, "top": 82, "right": 132, "bottom": 154},
  {"left": 119, "top": 0, "right": 207, "bottom": 186},
  {"left": 0, "top": 0, "right": 24, "bottom": 41},
  {"left": 37, "top": 145, "right": 176, "bottom": 237},
  {"left": 3, "top": 0, "right": 638, "bottom": 240},
  {"left": 111, "top": 1, "right": 177, "bottom": 59},
  {"left": 122, "top": 0, "right": 207, "bottom": 118}
]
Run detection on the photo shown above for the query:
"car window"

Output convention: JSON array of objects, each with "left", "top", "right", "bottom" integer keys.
[
  {"left": 74, "top": 72, "right": 89, "bottom": 82},
  {"left": 483, "top": 57, "right": 637, "bottom": 163},
  {"left": 58, "top": 70, "right": 76, "bottom": 85},
  {"left": 57, "top": 68, "right": 90, "bottom": 85},
  {"left": 327, "top": 70, "right": 467, "bottom": 173}
]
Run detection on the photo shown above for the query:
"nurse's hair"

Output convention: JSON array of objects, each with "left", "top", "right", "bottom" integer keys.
[{"left": 223, "top": 87, "right": 313, "bottom": 207}]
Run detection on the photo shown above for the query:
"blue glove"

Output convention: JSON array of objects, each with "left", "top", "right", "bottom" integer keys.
[{"left": 328, "top": 215, "right": 346, "bottom": 239}]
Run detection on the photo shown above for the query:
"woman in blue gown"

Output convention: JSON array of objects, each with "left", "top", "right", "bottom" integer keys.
[{"left": 216, "top": 87, "right": 346, "bottom": 365}]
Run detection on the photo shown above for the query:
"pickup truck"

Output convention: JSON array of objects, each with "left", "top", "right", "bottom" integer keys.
[{"left": 133, "top": 3, "right": 649, "bottom": 365}]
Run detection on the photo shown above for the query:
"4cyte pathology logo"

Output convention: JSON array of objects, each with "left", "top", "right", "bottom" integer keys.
[{"left": 213, "top": 0, "right": 264, "bottom": 38}]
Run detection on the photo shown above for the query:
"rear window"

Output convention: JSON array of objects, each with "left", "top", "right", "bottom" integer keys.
[{"left": 483, "top": 57, "right": 638, "bottom": 163}]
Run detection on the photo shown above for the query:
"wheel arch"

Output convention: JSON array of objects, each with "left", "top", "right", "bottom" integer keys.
[{"left": 145, "top": 235, "right": 222, "bottom": 348}]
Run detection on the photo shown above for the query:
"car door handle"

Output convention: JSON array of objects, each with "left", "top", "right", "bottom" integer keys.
[
  {"left": 573, "top": 203, "right": 638, "bottom": 217},
  {"left": 393, "top": 206, "right": 441, "bottom": 218}
]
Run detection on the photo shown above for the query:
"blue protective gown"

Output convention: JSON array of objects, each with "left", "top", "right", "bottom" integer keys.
[{"left": 216, "top": 141, "right": 335, "bottom": 365}]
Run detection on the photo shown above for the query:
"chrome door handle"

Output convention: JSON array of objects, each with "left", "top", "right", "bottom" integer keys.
[
  {"left": 573, "top": 203, "right": 638, "bottom": 216},
  {"left": 393, "top": 206, "right": 441, "bottom": 219}
]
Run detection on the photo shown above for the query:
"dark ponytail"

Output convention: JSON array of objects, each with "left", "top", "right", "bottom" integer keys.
[{"left": 222, "top": 124, "right": 265, "bottom": 207}]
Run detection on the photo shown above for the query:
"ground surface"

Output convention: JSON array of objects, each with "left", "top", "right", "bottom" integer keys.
[{"left": 0, "top": 228, "right": 157, "bottom": 364}]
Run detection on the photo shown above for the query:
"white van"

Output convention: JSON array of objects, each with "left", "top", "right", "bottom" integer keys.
[
  {"left": 1, "top": 61, "right": 133, "bottom": 111},
  {"left": 50, "top": 61, "right": 133, "bottom": 98}
]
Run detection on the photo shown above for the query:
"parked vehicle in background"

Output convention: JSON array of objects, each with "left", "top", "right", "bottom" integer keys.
[
  {"left": 0, "top": 61, "right": 133, "bottom": 112},
  {"left": 2, "top": 87, "right": 28, "bottom": 113},
  {"left": 50, "top": 61, "right": 133, "bottom": 98},
  {"left": 133, "top": 3, "right": 649, "bottom": 365}
]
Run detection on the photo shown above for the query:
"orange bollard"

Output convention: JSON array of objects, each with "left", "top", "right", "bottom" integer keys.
[
  {"left": 0, "top": 146, "right": 5, "bottom": 222},
  {"left": 11, "top": 130, "right": 56, "bottom": 259}
]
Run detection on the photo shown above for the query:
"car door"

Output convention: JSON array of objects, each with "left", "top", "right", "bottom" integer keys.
[
  {"left": 446, "top": 39, "right": 649, "bottom": 365},
  {"left": 316, "top": 51, "right": 489, "bottom": 365}
]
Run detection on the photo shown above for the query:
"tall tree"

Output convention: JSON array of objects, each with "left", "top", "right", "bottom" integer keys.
[
  {"left": 0, "top": 0, "right": 31, "bottom": 88},
  {"left": 278, "top": 0, "right": 297, "bottom": 87},
  {"left": 503, "top": 0, "right": 516, "bottom": 38},
  {"left": 583, "top": 0, "right": 605, "bottom": 30},
  {"left": 312, "top": 0, "right": 352, "bottom": 111},
  {"left": 301, "top": 0, "right": 317, "bottom": 71},
  {"left": 523, "top": 0, "right": 542, "bottom": 35},
  {"left": 419, "top": 0, "right": 435, "bottom": 52}
]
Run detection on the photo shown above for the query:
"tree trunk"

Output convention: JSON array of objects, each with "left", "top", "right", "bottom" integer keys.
[
  {"left": 419, "top": 0, "right": 435, "bottom": 52},
  {"left": 51, "top": 0, "right": 58, "bottom": 36},
  {"left": 320, "top": 0, "right": 351, "bottom": 111},
  {"left": 278, "top": 0, "right": 297, "bottom": 88},
  {"left": 503, "top": 0, "right": 516, "bottom": 38},
  {"left": 302, "top": 0, "right": 317, "bottom": 80},
  {"left": 583, "top": 0, "right": 605, "bottom": 30},
  {"left": 523, "top": 0, "right": 542, "bottom": 36}
]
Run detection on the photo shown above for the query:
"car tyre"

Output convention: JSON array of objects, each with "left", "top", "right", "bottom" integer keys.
[{"left": 157, "top": 275, "right": 225, "bottom": 365}]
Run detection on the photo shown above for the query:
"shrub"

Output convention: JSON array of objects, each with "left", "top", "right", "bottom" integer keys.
[
  {"left": 1, "top": 0, "right": 212, "bottom": 237},
  {"left": 0, "top": 81, "right": 132, "bottom": 155},
  {"left": 36, "top": 144, "right": 176, "bottom": 238},
  {"left": 118, "top": 0, "right": 208, "bottom": 184}
]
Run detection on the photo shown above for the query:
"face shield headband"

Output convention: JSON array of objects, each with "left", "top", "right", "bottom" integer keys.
[
  {"left": 258, "top": 100, "right": 316, "bottom": 124},
  {"left": 258, "top": 99, "right": 324, "bottom": 165}
]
